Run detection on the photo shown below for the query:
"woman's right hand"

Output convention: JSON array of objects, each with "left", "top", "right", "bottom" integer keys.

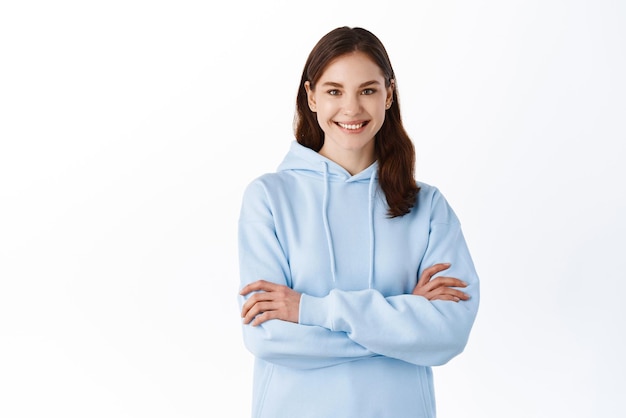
[{"left": 412, "top": 263, "right": 470, "bottom": 302}]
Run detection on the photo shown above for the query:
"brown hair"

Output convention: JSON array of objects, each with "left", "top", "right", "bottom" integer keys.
[{"left": 294, "top": 26, "right": 419, "bottom": 217}]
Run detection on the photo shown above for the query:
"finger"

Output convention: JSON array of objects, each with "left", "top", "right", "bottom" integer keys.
[
  {"left": 242, "top": 301, "right": 275, "bottom": 324},
  {"left": 429, "top": 287, "right": 470, "bottom": 301},
  {"left": 424, "top": 276, "right": 467, "bottom": 291},
  {"left": 241, "top": 292, "right": 275, "bottom": 318},
  {"left": 251, "top": 311, "right": 278, "bottom": 327},
  {"left": 240, "top": 279, "right": 273, "bottom": 296},
  {"left": 428, "top": 294, "right": 462, "bottom": 302},
  {"left": 418, "top": 263, "right": 451, "bottom": 285},
  {"left": 240, "top": 279, "right": 277, "bottom": 296}
]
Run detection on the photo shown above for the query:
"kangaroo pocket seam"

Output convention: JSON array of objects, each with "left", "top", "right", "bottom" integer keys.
[
  {"left": 255, "top": 363, "right": 275, "bottom": 418},
  {"left": 416, "top": 366, "right": 435, "bottom": 417}
]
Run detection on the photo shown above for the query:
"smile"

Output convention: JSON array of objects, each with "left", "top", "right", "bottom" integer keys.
[{"left": 336, "top": 121, "right": 368, "bottom": 130}]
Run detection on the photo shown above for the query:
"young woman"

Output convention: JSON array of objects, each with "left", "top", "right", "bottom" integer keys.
[{"left": 238, "top": 26, "right": 480, "bottom": 418}]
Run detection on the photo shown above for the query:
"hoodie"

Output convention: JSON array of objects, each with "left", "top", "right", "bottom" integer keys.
[{"left": 238, "top": 141, "right": 480, "bottom": 418}]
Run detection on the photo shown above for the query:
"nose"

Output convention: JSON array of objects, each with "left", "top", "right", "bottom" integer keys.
[{"left": 342, "top": 94, "right": 362, "bottom": 116}]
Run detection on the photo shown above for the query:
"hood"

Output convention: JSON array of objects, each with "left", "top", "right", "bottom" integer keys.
[
  {"left": 277, "top": 141, "right": 379, "bottom": 288},
  {"left": 278, "top": 141, "right": 378, "bottom": 183}
]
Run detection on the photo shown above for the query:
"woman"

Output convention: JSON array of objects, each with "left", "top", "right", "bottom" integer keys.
[{"left": 238, "top": 26, "right": 480, "bottom": 418}]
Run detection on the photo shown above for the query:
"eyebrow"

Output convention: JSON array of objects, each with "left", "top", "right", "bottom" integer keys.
[{"left": 321, "top": 80, "right": 381, "bottom": 88}]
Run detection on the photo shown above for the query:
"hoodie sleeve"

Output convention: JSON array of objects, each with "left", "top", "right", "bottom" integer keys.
[
  {"left": 299, "top": 190, "right": 480, "bottom": 367},
  {"left": 238, "top": 179, "right": 377, "bottom": 370}
]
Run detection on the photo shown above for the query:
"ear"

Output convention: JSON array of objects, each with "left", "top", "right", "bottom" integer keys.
[
  {"left": 304, "top": 81, "right": 317, "bottom": 112},
  {"left": 385, "top": 79, "right": 395, "bottom": 108}
]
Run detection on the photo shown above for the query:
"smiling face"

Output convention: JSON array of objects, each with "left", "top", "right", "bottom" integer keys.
[{"left": 304, "top": 51, "right": 393, "bottom": 174}]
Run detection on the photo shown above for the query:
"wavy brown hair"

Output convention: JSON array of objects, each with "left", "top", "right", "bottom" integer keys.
[{"left": 294, "top": 26, "right": 419, "bottom": 217}]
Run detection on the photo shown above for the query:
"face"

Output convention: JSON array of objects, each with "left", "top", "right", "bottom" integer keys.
[{"left": 305, "top": 51, "right": 393, "bottom": 165}]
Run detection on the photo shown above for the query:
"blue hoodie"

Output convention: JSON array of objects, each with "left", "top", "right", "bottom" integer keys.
[{"left": 238, "top": 141, "right": 480, "bottom": 418}]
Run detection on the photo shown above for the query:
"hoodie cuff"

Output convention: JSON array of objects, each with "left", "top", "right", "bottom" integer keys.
[{"left": 299, "top": 293, "right": 334, "bottom": 330}]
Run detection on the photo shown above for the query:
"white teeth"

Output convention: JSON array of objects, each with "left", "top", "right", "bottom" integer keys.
[{"left": 338, "top": 122, "right": 364, "bottom": 130}]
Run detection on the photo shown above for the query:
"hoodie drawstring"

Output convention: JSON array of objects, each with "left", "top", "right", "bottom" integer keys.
[
  {"left": 321, "top": 161, "right": 377, "bottom": 289},
  {"left": 322, "top": 162, "right": 338, "bottom": 284},
  {"left": 367, "top": 173, "right": 376, "bottom": 289}
]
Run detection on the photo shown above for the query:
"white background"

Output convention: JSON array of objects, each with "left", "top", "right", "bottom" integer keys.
[{"left": 1, "top": 1, "right": 625, "bottom": 417}]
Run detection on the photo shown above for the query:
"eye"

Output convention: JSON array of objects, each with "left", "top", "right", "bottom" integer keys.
[
  {"left": 361, "top": 88, "right": 376, "bottom": 95},
  {"left": 327, "top": 89, "right": 341, "bottom": 96}
]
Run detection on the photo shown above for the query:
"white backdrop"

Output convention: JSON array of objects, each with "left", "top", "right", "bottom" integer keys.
[{"left": 1, "top": 1, "right": 625, "bottom": 417}]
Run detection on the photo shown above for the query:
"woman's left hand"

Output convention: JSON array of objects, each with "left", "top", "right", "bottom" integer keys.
[{"left": 240, "top": 280, "right": 302, "bottom": 326}]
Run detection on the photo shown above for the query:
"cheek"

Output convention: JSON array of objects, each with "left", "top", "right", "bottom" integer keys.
[
  {"left": 316, "top": 101, "right": 339, "bottom": 120},
  {"left": 312, "top": 105, "right": 332, "bottom": 130},
  {"left": 370, "top": 103, "right": 387, "bottom": 121}
]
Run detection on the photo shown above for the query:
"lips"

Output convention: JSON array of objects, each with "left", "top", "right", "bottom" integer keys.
[{"left": 336, "top": 121, "right": 368, "bottom": 130}]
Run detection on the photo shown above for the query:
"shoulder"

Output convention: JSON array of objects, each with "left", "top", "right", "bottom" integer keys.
[
  {"left": 415, "top": 181, "right": 438, "bottom": 196},
  {"left": 243, "top": 172, "right": 291, "bottom": 199},
  {"left": 239, "top": 174, "right": 276, "bottom": 223},
  {"left": 240, "top": 171, "right": 295, "bottom": 216},
  {"left": 414, "top": 181, "right": 460, "bottom": 225},
  {"left": 415, "top": 181, "right": 443, "bottom": 205}
]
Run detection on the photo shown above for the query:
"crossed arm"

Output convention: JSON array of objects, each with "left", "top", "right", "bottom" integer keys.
[{"left": 241, "top": 262, "right": 470, "bottom": 326}]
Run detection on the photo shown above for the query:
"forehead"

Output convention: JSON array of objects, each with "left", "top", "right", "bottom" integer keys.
[{"left": 317, "top": 51, "right": 385, "bottom": 84}]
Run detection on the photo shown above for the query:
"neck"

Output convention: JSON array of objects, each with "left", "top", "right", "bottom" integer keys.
[{"left": 319, "top": 144, "right": 376, "bottom": 176}]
